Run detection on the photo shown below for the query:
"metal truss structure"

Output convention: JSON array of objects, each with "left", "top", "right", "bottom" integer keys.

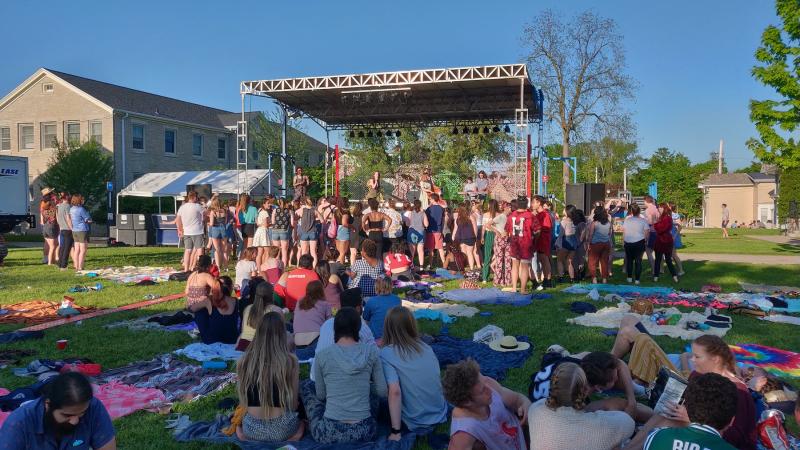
[{"left": 240, "top": 64, "right": 543, "bottom": 197}]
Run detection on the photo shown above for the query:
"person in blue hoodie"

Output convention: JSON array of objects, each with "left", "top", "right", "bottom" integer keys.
[
  {"left": 362, "top": 276, "right": 401, "bottom": 341},
  {"left": 302, "top": 307, "right": 387, "bottom": 444}
]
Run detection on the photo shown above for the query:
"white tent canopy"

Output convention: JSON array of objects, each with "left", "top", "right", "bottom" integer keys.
[{"left": 118, "top": 169, "right": 278, "bottom": 199}]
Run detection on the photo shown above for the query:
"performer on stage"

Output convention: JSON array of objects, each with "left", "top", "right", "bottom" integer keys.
[
  {"left": 419, "top": 169, "right": 436, "bottom": 209},
  {"left": 292, "top": 167, "right": 309, "bottom": 201},
  {"left": 366, "top": 171, "right": 382, "bottom": 201}
]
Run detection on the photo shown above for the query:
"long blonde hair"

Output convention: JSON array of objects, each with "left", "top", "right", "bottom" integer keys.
[
  {"left": 237, "top": 312, "right": 296, "bottom": 414},
  {"left": 545, "top": 362, "right": 589, "bottom": 410},
  {"left": 382, "top": 306, "right": 423, "bottom": 360}
]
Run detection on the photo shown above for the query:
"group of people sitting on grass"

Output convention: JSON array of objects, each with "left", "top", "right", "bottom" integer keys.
[
  {"left": 178, "top": 246, "right": 796, "bottom": 448},
  {"left": 3, "top": 268, "right": 799, "bottom": 449}
]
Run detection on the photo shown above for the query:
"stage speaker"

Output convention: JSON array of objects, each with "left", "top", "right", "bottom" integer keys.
[
  {"left": 565, "top": 184, "right": 586, "bottom": 212},
  {"left": 585, "top": 183, "right": 606, "bottom": 212},
  {"left": 186, "top": 183, "right": 212, "bottom": 200},
  {"left": 565, "top": 183, "right": 606, "bottom": 213}
]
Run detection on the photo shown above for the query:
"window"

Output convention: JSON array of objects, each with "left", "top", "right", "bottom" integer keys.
[
  {"left": 19, "top": 124, "right": 34, "bottom": 150},
  {"left": 90, "top": 121, "right": 102, "bottom": 144},
  {"left": 164, "top": 129, "right": 175, "bottom": 154},
  {"left": 132, "top": 124, "right": 144, "bottom": 150},
  {"left": 41, "top": 123, "right": 56, "bottom": 149},
  {"left": 65, "top": 122, "right": 80, "bottom": 144},
  {"left": 42, "top": 83, "right": 54, "bottom": 93},
  {"left": 251, "top": 147, "right": 259, "bottom": 161},
  {"left": 217, "top": 138, "right": 226, "bottom": 160},
  {"left": 192, "top": 133, "right": 203, "bottom": 157},
  {"left": 0, "top": 127, "right": 10, "bottom": 151}
]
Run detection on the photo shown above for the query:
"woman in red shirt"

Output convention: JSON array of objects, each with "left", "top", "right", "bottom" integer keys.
[{"left": 652, "top": 203, "right": 678, "bottom": 283}]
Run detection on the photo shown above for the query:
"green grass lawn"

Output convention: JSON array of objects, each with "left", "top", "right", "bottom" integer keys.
[
  {"left": 1, "top": 246, "right": 798, "bottom": 448},
  {"left": 677, "top": 228, "right": 800, "bottom": 255}
]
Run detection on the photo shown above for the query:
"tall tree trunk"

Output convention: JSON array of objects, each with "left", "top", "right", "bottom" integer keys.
[{"left": 562, "top": 135, "right": 571, "bottom": 196}]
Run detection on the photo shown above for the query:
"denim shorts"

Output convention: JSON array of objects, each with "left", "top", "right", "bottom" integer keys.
[
  {"left": 271, "top": 229, "right": 290, "bottom": 241},
  {"left": 407, "top": 229, "right": 424, "bottom": 245},
  {"left": 299, "top": 230, "right": 317, "bottom": 241},
  {"left": 208, "top": 226, "right": 226, "bottom": 239},
  {"left": 336, "top": 226, "right": 350, "bottom": 241}
]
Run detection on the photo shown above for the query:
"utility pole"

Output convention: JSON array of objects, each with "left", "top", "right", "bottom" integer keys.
[{"left": 718, "top": 139, "right": 724, "bottom": 174}]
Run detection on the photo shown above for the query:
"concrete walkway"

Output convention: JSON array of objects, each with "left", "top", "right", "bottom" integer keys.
[
  {"left": 676, "top": 252, "right": 800, "bottom": 265},
  {"left": 746, "top": 234, "right": 800, "bottom": 247}
]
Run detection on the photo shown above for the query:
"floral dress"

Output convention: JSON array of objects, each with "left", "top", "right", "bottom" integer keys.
[{"left": 490, "top": 213, "right": 512, "bottom": 286}]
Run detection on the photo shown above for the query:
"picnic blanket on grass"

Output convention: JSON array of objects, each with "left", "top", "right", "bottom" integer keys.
[
  {"left": 566, "top": 302, "right": 731, "bottom": 340},
  {"left": 436, "top": 288, "right": 532, "bottom": 306},
  {"left": 93, "top": 381, "right": 166, "bottom": 419},
  {"left": 169, "top": 413, "right": 448, "bottom": 450},
  {"left": 563, "top": 284, "right": 674, "bottom": 296},
  {"left": 174, "top": 343, "right": 243, "bottom": 362},
  {"left": 0, "top": 301, "right": 96, "bottom": 324},
  {"left": 97, "top": 354, "right": 237, "bottom": 402},
  {"left": 105, "top": 311, "right": 198, "bottom": 334},
  {"left": 426, "top": 335, "right": 532, "bottom": 381},
  {"left": 730, "top": 344, "right": 800, "bottom": 378},
  {"left": 78, "top": 266, "right": 178, "bottom": 284},
  {"left": 401, "top": 300, "right": 478, "bottom": 318},
  {"left": 760, "top": 315, "right": 800, "bottom": 326},
  {"left": 739, "top": 282, "right": 800, "bottom": 295}
]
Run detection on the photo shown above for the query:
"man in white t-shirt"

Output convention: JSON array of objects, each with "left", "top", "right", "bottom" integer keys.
[{"left": 175, "top": 191, "right": 206, "bottom": 271}]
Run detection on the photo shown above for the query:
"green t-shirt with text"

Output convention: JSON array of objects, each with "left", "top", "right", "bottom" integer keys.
[{"left": 644, "top": 424, "right": 737, "bottom": 450}]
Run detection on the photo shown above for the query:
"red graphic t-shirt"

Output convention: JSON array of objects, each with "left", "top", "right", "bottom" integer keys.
[{"left": 505, "top": 210, "right": 540, "bottom": 242}]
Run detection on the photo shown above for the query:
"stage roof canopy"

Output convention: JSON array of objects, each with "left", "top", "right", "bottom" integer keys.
[
  {"left": 118, "top": 169, "right": 277, "bottom": 199},
  {"left": 240, "top": 64, "right": 541, "bottom": 130}
]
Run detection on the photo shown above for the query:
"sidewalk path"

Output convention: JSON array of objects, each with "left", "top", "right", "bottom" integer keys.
[
  {"left": 612, "top": 251, "right": 798, "bottom": 265},
  {"left": 674, "top": 253, "right": 799, "bottom": 265},
  {"left": 747, "top": 235, "right": 800, "bottom": 247}
]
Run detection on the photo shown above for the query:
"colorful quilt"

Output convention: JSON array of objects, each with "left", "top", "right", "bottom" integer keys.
[
  {"left": 730, "top": 344, "right": 800, "bottom": 378},
  {"left": 78, "top": 266, "right": 178, "bottom": 284}
]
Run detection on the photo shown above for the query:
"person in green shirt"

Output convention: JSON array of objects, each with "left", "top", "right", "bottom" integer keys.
[{"left": 643, "top": 373, "right": 738, "bottom": 450}]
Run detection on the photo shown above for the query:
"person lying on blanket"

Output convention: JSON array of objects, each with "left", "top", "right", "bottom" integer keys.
[
  {"left": 529, "top": 348, "right": 653, "bottom": 422},
  {"left": 443, "top": 358, "right": 531, "bottom": 450},
  {"left": 617, "top": 331, "right": 757, "bottom": 450},
  {"left": 0, "top": 372, "right": 116, "bottom": 450},
  {"left": 235, "top": 311, "right": 304, "bottom": 443}
]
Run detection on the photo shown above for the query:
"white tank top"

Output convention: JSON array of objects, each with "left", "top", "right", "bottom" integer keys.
[{"left": 450, "top": 389, "right": 526, "bottom": 450}]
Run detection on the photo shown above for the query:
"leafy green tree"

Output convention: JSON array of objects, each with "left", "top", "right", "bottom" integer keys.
[
  {"left": 629, "top": 148, "right": 718, "bottom": 219},
  {"left": 748, "top": 0, "right": 800, "bottom": 169},
  {"left": 41, "top": 139, "right": 114, "bottom": 223},
  {"left": 777, "top": 168, "right": 800, "bottom": 220},
  {"left": 250, "top": 111, "right": 313, "bottom": 166},
  {"left": 734, "top": 161, "right": 764, "bottom": 174}
]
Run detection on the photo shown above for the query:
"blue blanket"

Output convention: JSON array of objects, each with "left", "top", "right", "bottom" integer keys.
[
  {"left": 562, "top": 284, "right": 674, "bottom": 296},
  {"left": 436, "top": 288, "right": 532, "bottom": 306},
  {"left": 433, "top": 268, "right": 463, "bottom": 280},
  {"left": 170, "top": 414, "right": 448, "bottom": 450},
  {"left": 427, "top": 335, "right": 532, "bottom": 381},
  {"left": 413, "top": 309, "right": 455, "bottom": 324}
]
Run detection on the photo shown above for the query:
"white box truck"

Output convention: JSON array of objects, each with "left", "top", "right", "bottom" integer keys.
[{"left": 0, "top": 155, "right": 36, "bottom": 233}]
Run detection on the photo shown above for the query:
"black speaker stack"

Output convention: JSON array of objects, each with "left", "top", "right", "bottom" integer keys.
[
  {"left": 565, "top": 183, "right": 606, "bottom": 214},
  {"left": 111, "top": 214, "right": 153, "bottom": 246}
]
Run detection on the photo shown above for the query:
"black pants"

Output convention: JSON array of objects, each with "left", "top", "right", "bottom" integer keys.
[
  {"left": 367, "top": 231, "right": 383, "bottom": 259},
  {"left": 654, "top": 248, "right": 676, "bottom": 278},
  {"left": 58, "top": 230, "right": 73, "bottom": 269},
  {"left": 624, "top": 239, "right": 646, "bottom": 281}
]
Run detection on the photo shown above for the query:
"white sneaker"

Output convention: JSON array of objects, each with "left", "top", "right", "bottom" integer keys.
[
  {"left": 634, "top": 280, "right": 640, "bottom": 285},
  {"left": 627, "top": 278, "right": 633, "bottom": 283},
  {"left": 653, "top": 277, "right": 659, "bottom": 282},
  {"left": 678, "top": 271, "right": 685, "bottom": 276},
  {"left": 535, "top": 285, "right": 544, "bottom": 291}
]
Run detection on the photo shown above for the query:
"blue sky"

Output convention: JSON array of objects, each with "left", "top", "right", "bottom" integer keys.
[{"left": 1, "top": 0, "right": 779, "bottom": 169}]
